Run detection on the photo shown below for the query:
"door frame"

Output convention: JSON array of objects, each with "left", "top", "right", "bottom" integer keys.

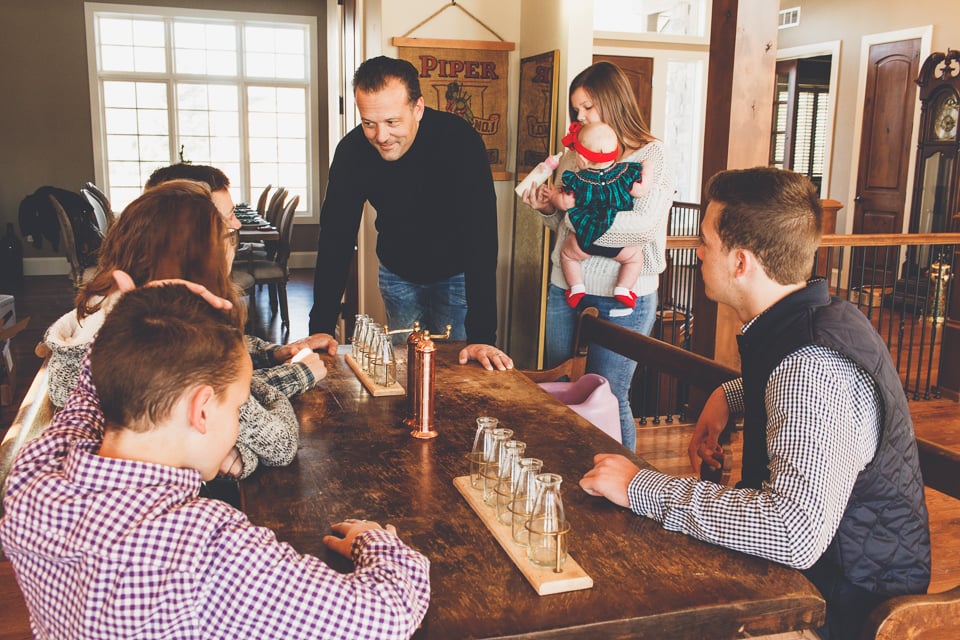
[
  {"left": 777, "top": 41, "right": 841, "bottom": 198},
  {"left": 845, "top": 26, "right": 932, "bottom": 235}
]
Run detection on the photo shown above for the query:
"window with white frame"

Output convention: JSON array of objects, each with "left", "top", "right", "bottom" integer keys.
[{"left": 85, "top": 4, "right": 316, "bottom": 214}]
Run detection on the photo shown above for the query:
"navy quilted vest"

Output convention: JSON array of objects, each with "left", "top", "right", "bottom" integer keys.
[{"left": 737, "top": 279, "right": 930, "bottom": 597}]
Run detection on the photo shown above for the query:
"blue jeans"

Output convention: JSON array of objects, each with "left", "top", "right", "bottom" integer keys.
[
  {"left": 545, "top": 284, "right": 657, "bottom": 452},
  {"left": 379, "top": 263, "right": 467, "bottom": 341}
]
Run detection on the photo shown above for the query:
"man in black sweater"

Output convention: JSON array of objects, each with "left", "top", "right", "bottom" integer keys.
[{"left": 310, "top": 56, "right": 512, "bottom": 370}]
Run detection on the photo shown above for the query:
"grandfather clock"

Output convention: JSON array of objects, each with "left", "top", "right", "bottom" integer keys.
[{"left": 909, "top": 50, "right": 960, "bottom": 398}]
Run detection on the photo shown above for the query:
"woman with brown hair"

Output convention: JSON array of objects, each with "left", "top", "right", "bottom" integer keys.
[
  {"left": 43, "top": 180, "right": 303, "bottom": 478},
  {"left": 522, "top": 61, "right": 676, "bottom": 452}
]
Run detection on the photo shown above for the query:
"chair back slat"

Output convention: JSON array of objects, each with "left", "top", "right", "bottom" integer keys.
[
  {"left": 255, "top": 184, "right": 272, "bottom": 216},
  {"left": 265, "top": 188, "right": 287, "bottom": 226},
  {"left": 275, "top": 195, "right": 299, "bottom": 269}
]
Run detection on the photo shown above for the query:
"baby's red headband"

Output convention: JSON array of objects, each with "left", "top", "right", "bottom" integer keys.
[{"left": 562, "top": 122, "right": 618, "bottom": 163}]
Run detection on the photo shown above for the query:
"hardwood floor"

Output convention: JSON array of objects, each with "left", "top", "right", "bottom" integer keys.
[{"left": 1, "top": 270, "right": 957, "bottom": 638}]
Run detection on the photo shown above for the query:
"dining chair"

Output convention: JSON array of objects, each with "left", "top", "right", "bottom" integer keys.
[
  {"left": 861, "top": 439, "right": 960, "bottom": 639},
  {"left": 254, "top": 184, "right": 272, "bottom": 217},
  {"left": 46, "top": 194, "right": 96, "bottom": 290},
  {"left": 246, "top": 194, "right": 299, "bottom": 327},
  {"left": 83, "top": 182, "right": 115, "bottom": 227},
  {"left": 264, "top": 187, "right": 287, "bottom": 227},
  {"left": 80, "top": 188, "right": 111, "bottom": 236},
  {"left": 248, "top": 187, "right": 287, "bottom": 261}
]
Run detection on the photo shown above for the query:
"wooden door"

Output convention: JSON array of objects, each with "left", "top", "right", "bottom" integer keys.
[
  {"left": 592, "top": 55, "right": 653, "bottom": 128},
  {"left": 851, "top": 39, "right": 920, "bottom": 285}
]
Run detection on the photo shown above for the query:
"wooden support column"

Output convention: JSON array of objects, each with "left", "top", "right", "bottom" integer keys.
[{"left": 690, "top": 0, "right": 780, "bottom": 374}]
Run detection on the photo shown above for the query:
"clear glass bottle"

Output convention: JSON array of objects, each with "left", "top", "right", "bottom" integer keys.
[
  {"left": 482, "top": 427, "right": 514, "bottom": 506},
  {"left": 373, "top": 331, "right": 396, "bottom": 386},
  {"left": 496, "top": 440, "right": 526, "bottom": 525},
  {"left": 510, "top": 458, "right": 543, "bottom": 546},
  {"left": 468, "top": 416, "right": 498, "bottom": 491},
  {"left": 526, "top": 473, "right": 570, "bottom": 571},
  {"left": 361, "top": 323, "right": 382, "bottom": 372},
  {"left": 351, "top": 314, "right": 368, "bottom": 362}
]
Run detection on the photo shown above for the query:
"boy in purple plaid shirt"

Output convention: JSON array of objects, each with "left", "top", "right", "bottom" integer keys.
[{"left": 1, "top": 284, "right": 430, "bottom": 639}]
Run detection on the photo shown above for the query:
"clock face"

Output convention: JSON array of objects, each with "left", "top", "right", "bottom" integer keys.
[{"left": 933, "top": 93, "right": 959, "bottom": 141}]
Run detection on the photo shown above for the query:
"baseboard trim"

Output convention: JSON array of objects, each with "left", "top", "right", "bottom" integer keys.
[
  {"left": 289, "top": 251, "right": 317, "bottom": 269},
  {"left": 23, "top": 257, "right": 70, "bottom": 276}
]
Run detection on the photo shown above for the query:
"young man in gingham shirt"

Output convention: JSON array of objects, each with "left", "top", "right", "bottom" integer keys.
[
  {"left": 580, "top": 167, "right": 930, "bottom": 639},
  {"left": 1, "top": 284, "right": 429, "bottom": 639}
]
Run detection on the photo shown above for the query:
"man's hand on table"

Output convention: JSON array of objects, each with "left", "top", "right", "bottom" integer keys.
[
  {"left": 458, "top": 344, "right": 514, "bottom": 371},
  {"left": 323, "top": 519, "right": 398, "bottom": 558},
  {"left": 579, "top": 453, "right": 639, "bottom": 508}
]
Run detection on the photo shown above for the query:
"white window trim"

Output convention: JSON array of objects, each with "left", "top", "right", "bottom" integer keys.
[{"left": 84, "top": 2, "right": 321, "bottom": 223}]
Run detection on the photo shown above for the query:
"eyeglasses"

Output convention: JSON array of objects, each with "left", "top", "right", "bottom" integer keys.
[{"left": 223, "top": 227, "right": 239, "bottom": 249}]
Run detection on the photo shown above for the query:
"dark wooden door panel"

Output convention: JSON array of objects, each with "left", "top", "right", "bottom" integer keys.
[{"left": 853, "top": 38, "right": 920, "bottom": 285}]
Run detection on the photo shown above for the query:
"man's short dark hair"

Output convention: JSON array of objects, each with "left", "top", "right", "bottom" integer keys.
[
  {"left": 91, "top": 285, "right": 246, "bottom": 431},
  {"left": 145, "top": 164, "right": 231, "bottom": 192},
  {"left": 706, "top": 167, "right": 823, "bottom": 285},
  {"left": 353, "top": 55, "right": 422, "bottom": 103}
]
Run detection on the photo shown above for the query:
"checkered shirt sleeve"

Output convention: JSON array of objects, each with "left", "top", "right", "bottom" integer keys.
[
  {"left": 246, "top": 335, "right": 316, "bottom": 398},
  {"left": 627, "top": 344, "right": 880, "bottom": 569}
]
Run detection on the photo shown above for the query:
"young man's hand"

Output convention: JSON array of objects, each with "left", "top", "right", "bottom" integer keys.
[
  {"left": 579, "top": 453, "right": 639, "bottom": 508},
  {"left": 323, "top": 519, "right": 398, "bottom": 558}
]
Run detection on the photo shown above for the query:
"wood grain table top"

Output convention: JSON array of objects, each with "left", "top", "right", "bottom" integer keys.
[{"left": 241, "top": 343, "right": 824, "bottom": 639}]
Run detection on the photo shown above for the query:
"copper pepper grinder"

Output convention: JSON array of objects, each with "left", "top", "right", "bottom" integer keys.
[
  {"left": 404, "top": 321, "right": 423, "bottom": 427},
  {"left": 410, "top": 330, "right": 438, "bottom": 439}
]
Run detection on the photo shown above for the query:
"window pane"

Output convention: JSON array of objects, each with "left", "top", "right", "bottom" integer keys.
[
  {"left": 181, "top": 137, "right": 211, "bottom": 162},
  {"left": 138, "top": 109, "right": 169, "bottom": 135},
  {"left": 245, "top": 52, "right": 275, "bottom": 78},
  {"left": 136, "top": 83, "right": 167, "bottom": 109},
  {"left": 210, "top": 111, "right": 239, "bottom": 136},
  {"left": 99, "top": 18, "right": 133, "bottom": 46},
  {"left": 175, "top": 49, "right": 206, "bottom": 75},
  {"left": 277, "top": 113, "right": 305, "bottom": 138},
  {"left": 107, "top": 135, "right": 140, "bottom": 160},
  {"left": 250, "top": 163, "right": 278, "bottom": 186},
  {"left": 211, "top": 137, "right": 241, "bottom": 161},
  {"left": 247, "top": 86, "right": 275, "bottom": 111},
  {"left": 101, "top": 45, "right": 135, "bottom": 72},
  {"left": 177, "top": 84, "right": 208, "bottom": 110},
  {"left": 179, "top": 110, "right": 209, "bottom": 136},
  {"left": 132, "top": 20, "right": 164, "bottom": 46},
  {"left": 103, "top": 81, "right": 137, "bottom": 108},
  {"left": 248, "top": 112, "right": 277, "bottom": 137},
  {"left": 138, "top": 136, "right": 169, "bottom": 160},
  {"left": 278, "top": 138, "right": 306, "bottom": 163},
  {"left": 134, "top": 47, "right": 166, "bottom": 73},
  {"left": 277, "top": 54, "right": 305, "bottom": 79},
  {"left": 105, "top": 108, "right": 139, "bottom": 134},
  {"left": 207, "top": 50, "right": 237, "bottom": 76},
  {"left": 249, "top": 138, "right": 278, "bottom": 163},
  {"left": 277, "top": 88, "right": 305, "bottom": 113},
  {"left": 208, "top": 85, "right": 238, "bottom": 111}
]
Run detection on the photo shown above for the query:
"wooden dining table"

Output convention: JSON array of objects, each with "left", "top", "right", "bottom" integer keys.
[{"left": 241, "top": 343, "right": 825, "bottom": 639}]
